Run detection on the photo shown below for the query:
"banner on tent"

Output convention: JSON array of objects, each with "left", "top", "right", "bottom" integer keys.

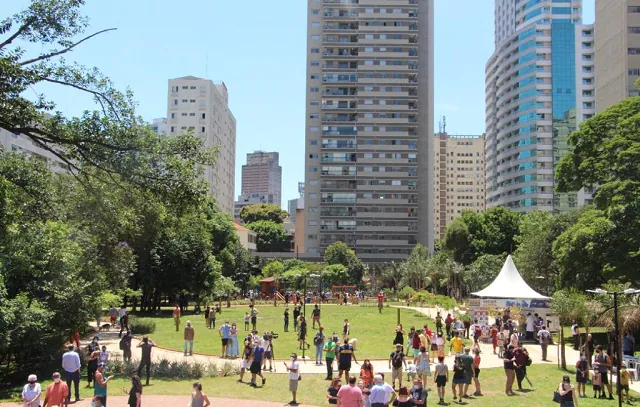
[{"left": 469, "top": 298, "right": 551, "bottom": 309}]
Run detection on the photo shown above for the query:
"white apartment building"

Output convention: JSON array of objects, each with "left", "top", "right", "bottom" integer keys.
[
  {"left": 0, "top": 127, "right": 68, "bottom": 172},
  {"left": 485, "top": 0, "right": 595, "bottom": 213},
  {"left": 303, "top": 0, "right": 435, "bottom": 261},
  {"left": 166, "top": 76, "right": 236, "bottom": 214}
]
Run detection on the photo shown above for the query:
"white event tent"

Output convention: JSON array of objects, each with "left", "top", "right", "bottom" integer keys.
[{"left": 471, "top": 254, "right": 549, "bottom": 300}]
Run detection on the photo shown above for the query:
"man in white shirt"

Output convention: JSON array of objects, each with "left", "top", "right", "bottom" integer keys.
[
  {"left": 284, "top": 353, "right": 300, "bottom": 406},
  {"left": 119, "top": 306, "right": 126, "bottom": 318},
  {"left": 571, "top": 321, "right": 580, "bottom": 350},
  {"left": 369, "top": 374, "right": 395, "bottom": 407},
  {"left": 61, "top": 345, "right": 81, "bottom": 402},
  {"left": 525, "top": 313, "right": 535, "bottom": 340}
]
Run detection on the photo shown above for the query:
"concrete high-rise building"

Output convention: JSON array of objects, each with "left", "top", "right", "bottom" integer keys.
[
  {"left": 595, "top": 0, "right": 640, "bottom": 112},
  {"left": 166, "top": 76, "right": 236, "bottom": 214},
  {"left": 485, "top": 1, "right": 595, "bottom": 213},
  {"left": 152, "top": 118, "right": 168, "bottom": 136},
  {"left": 288, "top": 182, "right": 305, "bottom": 222},
  {"left": 241, "top": 151, "right": 282, "bottom": 207},
  {"left": 234, "top": 193, "right": 276, "bottom": 219},
  {"left": 303, "top": 0, "right": 435, "bottom": 261},
  {"left": 0, "top": 126, "right": 68, "bottom": 173},
  {"left": 433, "top": 133, "right": 486, "bottom": 240}
]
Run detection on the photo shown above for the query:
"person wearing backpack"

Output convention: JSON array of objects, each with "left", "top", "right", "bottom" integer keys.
[
  {"left": 314, "top": 327, "right": 326, "bottom": 366},
  {"left": 537, "top": 325, "right": 551, "bottom": 361},
  {"left": 389, "top": 344, "right": 407, "bottom": 390}
]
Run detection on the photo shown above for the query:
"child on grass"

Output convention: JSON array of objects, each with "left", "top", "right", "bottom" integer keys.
[
  {"left": 619, "top": 366, "right": 633, "bottom": 404},
  {"left": 406, "top": 360, "right": 417, "bottom": 382},
  {"left": 592, "top": 367, "right": 602, "bottom": 398}
]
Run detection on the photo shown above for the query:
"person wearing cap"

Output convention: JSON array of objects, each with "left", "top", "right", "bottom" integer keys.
[
  {"left": 94, "top": 362, "right": 114, "bottom": 406},
  {"left": 22, "top": 374, "right": 41, "bottom": 407},
  {"left": 389, "top": 343, "right": 407, "bottom": 390},
  {"left": 61, "top": 344, "right": 81, "bottom": 402},
  {"left": 43, "top": 372, "right": 69, "bottom": 407},
  {"left": 558, "top": 375, "right": 578, "bottom": 407}
]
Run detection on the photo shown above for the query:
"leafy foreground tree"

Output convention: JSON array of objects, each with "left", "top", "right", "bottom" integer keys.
[
  {"left": 0, "top": 0, "right": 238, "bottom": 381},
  {"left": 239, "top": 204, "right": 289, "bottom": 224},
  {"left": 323, "top": 241, "right": 365, "bottom": 285},
  {"left": 556, "top": 96, "right": 640, "bottom": 287}
]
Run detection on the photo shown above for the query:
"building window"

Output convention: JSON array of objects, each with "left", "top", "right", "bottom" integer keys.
[
  {"left": 310, "top": 140, "right": 318, "bottom": 145},
  {"left": 308, "top": 221, "right": 318, "bottom": 226},
  {"left": 629, "top": 6, "right": 640, "bottom": 12},
  {"left": 170, "top": 126, "right": 175, "bottom": 132},
  {"left": 311, "top": 61, "right": 320, "bottom": 67},
  {"left": 311, "top": 48, "right": 319, "bottom": 54},
  {"left": 310, "top": 114, "right": 319, "bottom": 119},
  {"left": 310, "top": 74, "right": 319, "bottom": 80},
  {"left": 170, "top": 113, "right": 176, "bottom": 118},
  {"left": 310, "top": 87, "right": 319, "bottom": 92},
  {"left": 312, "top": 22, "right": 320, "bottom": 27},
  {"left": 201, "top": 113, "right": 206, "bottom": 119},
  {"left": 311, "top": 35, "right": 320, "bottom": 41},
  {"left": 312, "top": 9, "right": 319, "bottom": 15},
  {"left": 182, "top": 86, "right": 188, "bottom": 89},
  {"left": 309, "top": 167, "right": 318, "bottom": 172},
  {"left": 200, "top": 127, "right": 205, "bottom": 132},
  {"left": 173, "top": 99, "right": 178, "bottom": 105},
  {"left": 310, "top": 100, "right": 320, "bottom": 106},
  {"left": 309, "top": 193, "right": 318, "bottom": 199},
  {"left": 628, "top": 48, "right": 640, "bottom": 54},
  {"left": 189, "top": 112, "right": 196, "bottom": 116},
  {"left": 629, "top": 69, "right": 640, "bottom": 76},
  {"left": 310, "top": 126, "right": 319, "bottom": 132},
  {"left": 171, "top": 86, "right": 179, "bottom": 92}
]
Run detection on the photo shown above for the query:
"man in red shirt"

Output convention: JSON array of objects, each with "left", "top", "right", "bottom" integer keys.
[
  {"left": 423, "top": 324, "right": 433, "bottom": 338},
  {"left": 43, "top": 372, "right": 69, "bottom": 407},
  {"left": 377, "top": 292, "right": 384, "bottom": 314}
]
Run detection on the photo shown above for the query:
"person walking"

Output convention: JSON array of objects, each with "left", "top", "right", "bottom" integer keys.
[
  {"left": 109, "top": 306, "right": 118, "bottom": 327},
  {"left": 119, "top": 311, "right": 129, "bottom": 338},
  {"left": 571, "top": 321, "right": 581, "bottom": 351},
  {"left": 393, "top": 325, "right": 406, "bottom": 348},
  {"left": 525, "top": 313, "right": 535, "bottom": 341},
  {"left": 312, "top": 304, "right": 321, "bottom": 329},
  {"left": 324, "top": 335, "right": 338, "bottom": 380},
  {"left": 575, "top": 355, "right": 588, "bottom": 398},
  {"left": 594, "top": 345, "right": 613, "bottom": 399},
  {"left": 414, "top": 347, "right": 430, "bottom": 387},
  {"left": 94, "top": 363, "right": 113, "bottom": 406},
  {"left": 284, "top": 307, "right": 290, "bottom": 332},
  {"left": 434, "top": 356, "right": 448, "bottom": 405},
  {"left": 410, "top": 378, "right": 427, "bottom": 406},
  {"left": 249, "top": 341, "right": 267, "bottom": 387},
  {"left": 513, "top": 345, "right": 529, "bottom": 391},
  {"left": 337, "top": 376, "right": 363, "bottom": 407},
  {"left": 210, "top": 306, "right": 216, "bottom": 329},
  {"left": 62, "top": 344, "right": 81, "bottom": 403},
  {"left": 459, "top": 347, "right": 475, "bottom": 398},
  {"left": 136, "top": 337, "right": 155, "bottom": 386},
  {"left": 451, "top": 356, "right": 465, "bottom": 404},
  {"left": 120, "top": 330, "right": 133, "bottom": 362},
  {"left": 623, "top": 331, "right": 636, "bottom": 357},
  {"left": 557, "top": 375, "right": 579, "bottom": 407},
  {"left": 173, "top": 305, "right": 181, "bottom": 332},
  {"left": 123, "top": 375, "right": 142, "bottom": 407},
  {"left": 299, "top": 316, "right": 309, "bottom": 350},
  {"left": 219, "top": 320, "right": 232, "bottom": 358},
  {"left": 338, "top": 338, "right": 359, "bottom": 382},
  {"left": 238, "top": 336, "right": 253, "bottom": 383},
  {"left": 190, "top": 382, "right": 211, "bottom": 407},
  {"left": 184, "top": 320, "right": 195, "bottom": 356},
  {"left": 204, "top": 306, "right": 211, "bottom": 329},
  {"left": 284, "top": 353, "right": 301, "bottom": 406},
  {"left": 503, "top": 345, "right": 516, "bottom": 396},
  {"left": 314, "top": 327, "right": 326, "bottom": 365},
  {"left": 389, "top": 343, "right": 407, "bottom": 390},
  {"left": 537, "top": 325, "right": 551, "bottom": 361},
  {"left": 22, "top": 375, "right": 42, "bottom": 407},
  {"left": 43, "top": 372, "right": 69, "bottom": 407}
]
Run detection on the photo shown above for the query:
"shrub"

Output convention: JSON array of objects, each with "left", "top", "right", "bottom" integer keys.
[
  {"left": 191, "top": 361, "right": 205, "bottom": 378},
  {"left": 128, "top": 316, "right": 156, "bottom": 335},
  {"left": 219, "top": 361, "right": 239, "bottom": 377},
  {"left": 205, "top": 362, "right": 218, "bottom": 378}
]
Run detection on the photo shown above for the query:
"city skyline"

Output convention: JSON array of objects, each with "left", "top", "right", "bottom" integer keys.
[{"left": 6, "top": 0, "right": 595, "bottom": 209}]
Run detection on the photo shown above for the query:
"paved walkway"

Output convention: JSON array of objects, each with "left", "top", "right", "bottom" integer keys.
[{"left": 0, "top": 396, "right": 315, "bottom": 407}]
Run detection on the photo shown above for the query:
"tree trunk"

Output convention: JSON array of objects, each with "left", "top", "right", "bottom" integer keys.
[
  {"left": 560, "top": 325, "right": 567, "bottom": 369},
  {"left": 585, "top": 325, "right": 591, "bottom": 370}
]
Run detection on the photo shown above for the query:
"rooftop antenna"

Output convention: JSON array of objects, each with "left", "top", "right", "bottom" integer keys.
[
  {"left": 442, "top": 116, "right": 447, "bottom": 133},
  {"left": 438, "top": 117, "right": 442, "bottom": 134}
]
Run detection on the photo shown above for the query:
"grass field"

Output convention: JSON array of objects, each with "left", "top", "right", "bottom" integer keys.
[
  {"left": 137, "top": 304, "right": 460, "bottom": 359},
  {"left": 1, "top": 365, "right": 636, "bottom": 406}
]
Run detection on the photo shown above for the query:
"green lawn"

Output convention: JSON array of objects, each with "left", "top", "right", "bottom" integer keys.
[
  {"left": 137, "top": 304, "right": 457, "bottom": 359},
  {"left": 1, "top": 365, "right": 636, "bottom": 406}
]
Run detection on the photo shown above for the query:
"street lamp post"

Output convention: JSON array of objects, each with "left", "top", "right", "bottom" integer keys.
[
  {"left": 586, "top": 288, "right": 640, "bottom": 407},
  {"left": 299, "top": 272, "right": 320, "bottom": 361}
]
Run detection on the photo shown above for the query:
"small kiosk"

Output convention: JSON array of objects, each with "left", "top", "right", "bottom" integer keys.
[{"left": 470, "top": 255, "right": 557, "bottom": 338}]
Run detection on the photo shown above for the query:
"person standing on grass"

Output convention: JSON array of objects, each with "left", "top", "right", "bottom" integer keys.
[
  {"left": 119, "top": 311, "right": 129, "bottom": 338},
  {"left": 434, "top": 356, "right": 448, "bottom": 405},
  {"left": 414, "top": 347, "right": 430, "bottom": 387},
  {"left": 513, "top": 345, "right": 529, "bottom": 391},
  {"left": 136, "top": 337, "right": 155, "bottom": 386},
  {"left": 312, "top": 304, "right": 321, "bottom": 329},
  {"left": 284, "top": 307, "right": 290, "bottom": 332},
  {"left": 284, "top": 353, "right": 301, "bottom": 406},
  {"left": 459, "top": 347, "right": 475, "bottom": 398},
  {"left": 338, "top": 338, "right": 359, "bottom": 381},
  {"left": 244, "top": 312, "right": 250, "bottom": 331},
  {"left": 62, "top": 344, "right": 81, "bottom": 403},
  {"left": 210, "top": 306, "right": 216, "bottom": 329},
  {"left": 238, "top": 336, "right": 253, "bottom": 383},
  {"left": 411, "top": 329, "right": 421, "bottom": 359},
  {"left": 369, "top": 374, "right": 395, "bottom": 407},
  {"left": 299, "top": 316, "right": 310, "bottom": 350},
  {"left": 123, "top": 374, "right": 142, "bottom": 407},
  {"left": 43, "top": 372, "right": 69, "bottom": 407},
  {"left": 328, "top": 378, "right": 342, "bottom": 404},
  {"left": 184, "top": 320, "right": 195, "bottom": 356},
  {"left": 293, "top": 304, "right": 301, "bottom": 331},
  {"left": 314, "top": 326, "right": 326, "bottom": 365},
  {"left": 410, "top": 378, "right": 426, "bottom": 406},
  {"left": 623, "top": 331, "right": 635, "bottom": 357},
  {"left": 575, "top": 355, "right": 588, "bottom": 398},
  {"left": 389, "top": 343, "right": 407, "bottom": 390},
  {"left": 219, "top": 320, "right": 232, "bottom": 358},
  {"left": 537, "top": 325, "right": 551, "bottom": 361},
  {"left": 94, "top": 363, "right": 113, "bottom": 406},
  {"left": 249, "top": 341, "right": 267, "bottom": 387},
  {"left": 324, "top": 335, "right": 338, "bottom": 380},
  {"left": 204, "top": 306, "right": 211, "bottom": 329},
  {"left": 449, "top": 331, "right": 463, "bottom": 356},
  {"left": 109, "top": 306, "right": 118, "bottom": 327},
  {"left": 435, "top": 312, "right": 443, "bottom": 333},
  {"left": 190, "top": 382, "right": 211, "bottom": 407},
  {"left": 337, "top": 375, "right": 363, "bottom": 407},
  {"left": 172, "top": 304, "right": 181, "bottom": 332},
  {"left": 250, "top": 304, "right": 259, "bottom": 331},
  {"left": 343, "top": 319, "right": 351, "bottom": 340},
  {"left": 360, "top": 359, "right": 375, "bottom": 388},
  {"left": 503, "top": 344, "right": 516, "bottom": 396},
  {"left": 594, "top": 345, "right": 613, "bottom": 399},
  {"left": 229, "top": 323, "right": 239, "bottom": 358},
  {"left": 86, "top": 337, "right": 99, "bottom": 388},
  {"left": 393, "top": 325, "right": 406, "bottom": 348},
  {"left": 557, "top": 375, "right": 578, "bottom": 407},
  {"left": 451, "top": 356, "right": 465, "bottom": 404},
  {"left": 472, "top": 348, "right": 482, "bottom": 396},
  {"left": 490, "top": 324, "right": 499, "bottom": 354}
]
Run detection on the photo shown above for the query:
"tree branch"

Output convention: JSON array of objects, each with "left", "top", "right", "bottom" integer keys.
[
  {"left": 40, "top": 77, "right": 120, "bottom": 121},
  {"left": 19, "top": 28, "right": 117, "bottom": 66},
  {"left": 0, "top": 18, "right": 35, "bottom": 50}
]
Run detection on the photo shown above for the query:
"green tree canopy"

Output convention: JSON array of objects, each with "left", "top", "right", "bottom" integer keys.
[
  {"left": 246, "top": 220, "right": 289, "bottom": 252},
  {"left": 321, "top": 264, "right": 349, "bottom": 286},
  {"left": 239, "top": 204, "right": 288, "bottom": 224},
  {"left": 323, "top": 241, "right": 364, "bottom": 284}
]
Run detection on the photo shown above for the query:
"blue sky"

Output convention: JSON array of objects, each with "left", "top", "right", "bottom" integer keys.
[{"left": 7, "top": 0, "right": 594, "bottom": 208}]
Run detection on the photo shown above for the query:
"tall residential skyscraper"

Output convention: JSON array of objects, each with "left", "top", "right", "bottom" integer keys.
[
  {"left": 485, "top": 1, "right": 595, "bottom": 213},
  {"left": 595, "top": 0, "right": 640, "bottom": 112},
  {"left": 433, "top": 133, "right": 486, "bottom": 240},
  {"left": 166, "top": 76, "right": 236, "bottom": 214},
  {"left": 288, "top": 182, "right": 305, "bottom": 223},
  {"left": 303, "top": 0, "right": 434, "bottom": 261},
  {"left": 241, "top": 151, "right": 282, "bottom": 207}
]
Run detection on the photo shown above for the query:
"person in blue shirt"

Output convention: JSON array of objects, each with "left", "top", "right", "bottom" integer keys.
[
  {"left": 623, "top": 331, "right": 635, "bottom": 357},
  {"left": 219, "top": 320, "right": 231, "bottom": 358},
  {"left": 249, "top": 343, "right": 267, "bottom": 387},
  {"left": 338, "top": 339, "right": 359, "bottom": 381}
]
